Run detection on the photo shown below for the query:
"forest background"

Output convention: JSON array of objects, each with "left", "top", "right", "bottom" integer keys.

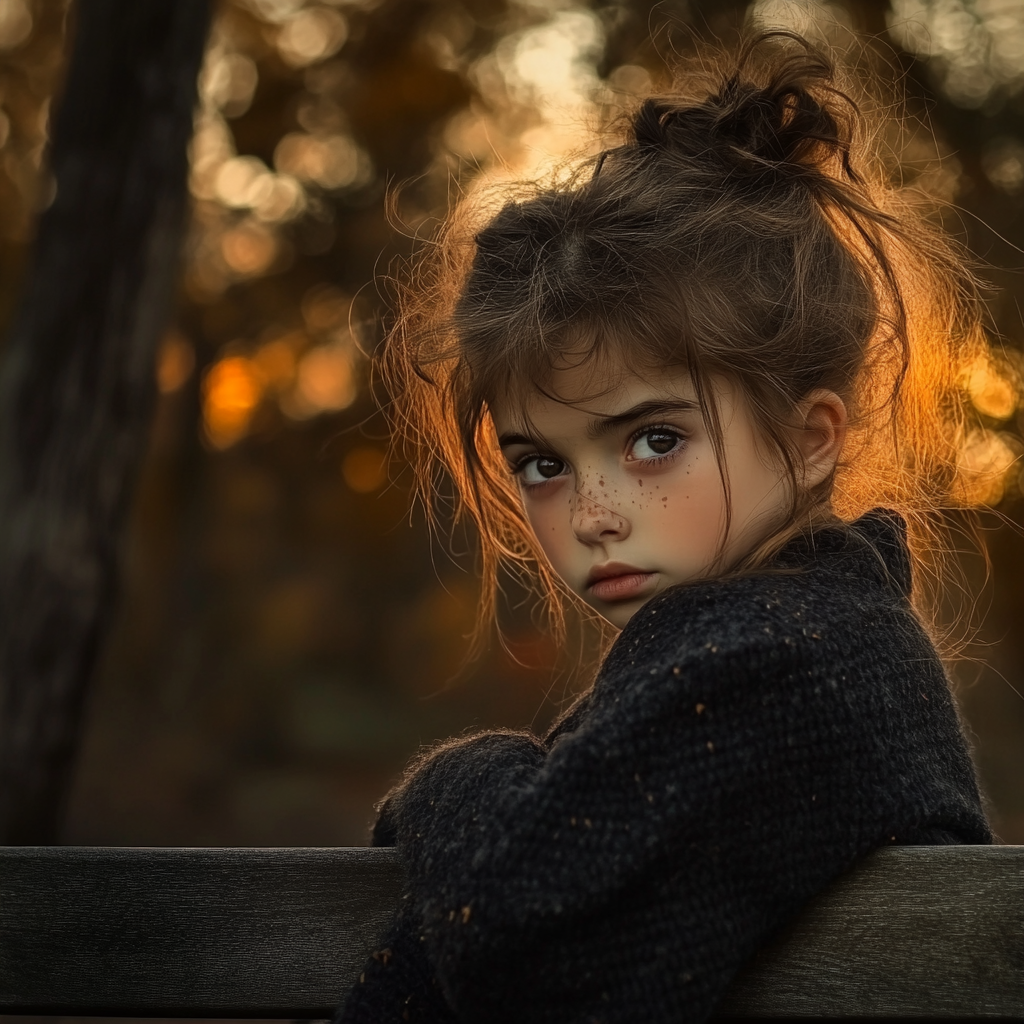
[{"left": 0, "top": 0, "right": 1022, "bottom": 847}]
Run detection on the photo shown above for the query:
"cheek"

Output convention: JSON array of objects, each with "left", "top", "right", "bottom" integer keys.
[
  {"left": 722, "top": 436, "right": 789, "bottom": 526},
  {"left": 522, "top": 492, "right": 574, "bottom": 566},
  {"left": 643, "top": 455, "right": 724, "bottom": 512},
  {"left": 644, "top": 456, "right": 728, "bottom": 544}
]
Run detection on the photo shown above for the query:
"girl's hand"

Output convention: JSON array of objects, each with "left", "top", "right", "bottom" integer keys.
[{"left": 370, "top": 794, "right": 399, "bottom": 847}]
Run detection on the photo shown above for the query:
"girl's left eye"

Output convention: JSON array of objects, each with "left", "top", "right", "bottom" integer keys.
[{"left": 629, "top": 428, "right": 684, "bottom": 461}]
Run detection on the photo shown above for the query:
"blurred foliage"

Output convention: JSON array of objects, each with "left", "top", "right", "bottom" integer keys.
[
  {"left": 0, "top": 0, "right": 68, "bottom": 329},
  {"left": 0, "top": 0, "right": 1022, "bottom": 845}
]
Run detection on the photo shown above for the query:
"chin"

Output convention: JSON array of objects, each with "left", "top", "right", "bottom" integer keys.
[{"left": 595, "top": 600, "right": 645, "bottom": 630}]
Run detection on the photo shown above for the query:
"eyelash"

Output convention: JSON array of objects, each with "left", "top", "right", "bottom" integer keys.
[
  {"left": 510, "top": 424, "right": 687, "bottom": 487},
  {"left": 626, "top": 424, "right": 687, "bottom": 465},
  {"left": 511, "top": 453, "right": 568, "bottom": 488}
]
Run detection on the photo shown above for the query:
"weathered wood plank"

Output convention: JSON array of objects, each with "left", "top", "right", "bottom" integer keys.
[
  {"left": 0, "top": 846, "right": 403, "bottom": 1017},
  {"left": 0, "top": 845, "right": 1020, "bottom": 1018},
  {"left": 717, "top": 845, "right": 1024, "bottom": 1019}
]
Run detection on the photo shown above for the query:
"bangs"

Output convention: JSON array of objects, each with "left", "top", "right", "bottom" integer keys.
[{"left": 467, "top": 313, "right": 699, "bottom": 419}]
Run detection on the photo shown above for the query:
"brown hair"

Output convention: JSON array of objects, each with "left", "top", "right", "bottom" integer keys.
[{"left": 384, "top": 31, "right": 989, "bottom": 651}]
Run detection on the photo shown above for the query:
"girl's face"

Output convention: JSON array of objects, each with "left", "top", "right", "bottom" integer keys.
[{"left": 491, "top": 358, "right": 817, "bottom": 629}]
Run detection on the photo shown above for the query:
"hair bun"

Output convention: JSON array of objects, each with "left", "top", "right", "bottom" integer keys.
[{"left": 631, "top": 33, "right": 857, "bottom": 184}]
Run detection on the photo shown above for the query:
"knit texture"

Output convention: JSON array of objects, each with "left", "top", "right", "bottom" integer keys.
[{"left": 337, "top": 510, "right": 991, "bottom": 1024}]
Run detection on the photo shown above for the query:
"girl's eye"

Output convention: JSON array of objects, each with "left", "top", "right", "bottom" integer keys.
[
  {"left": 518, "top": 455, "right": 568, "bottom": 485},
  {"left": 629, "top": 428, "right": 684, "bottom": 461}
]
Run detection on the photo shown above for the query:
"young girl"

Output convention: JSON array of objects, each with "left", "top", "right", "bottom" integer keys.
[{"left": 338, "top": 31, "right": 992, "bottom": 1024}]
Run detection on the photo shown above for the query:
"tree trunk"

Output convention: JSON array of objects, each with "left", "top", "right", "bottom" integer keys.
[{"left": 0, "top": 0, "right": 212, "bottom": 844}]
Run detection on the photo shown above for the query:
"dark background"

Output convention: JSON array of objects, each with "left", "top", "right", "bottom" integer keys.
[{"left": 0, "top": 0, "right": 1021, "bottom": 848}]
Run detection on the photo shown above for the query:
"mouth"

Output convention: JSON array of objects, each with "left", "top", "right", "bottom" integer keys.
[{"left": 586, "top": 563, "right": 657, "bottom": 603}]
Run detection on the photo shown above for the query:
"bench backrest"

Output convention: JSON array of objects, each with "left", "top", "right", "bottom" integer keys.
[{"left": 1, "top": 844, "right": 1021, "bottom": 1018}]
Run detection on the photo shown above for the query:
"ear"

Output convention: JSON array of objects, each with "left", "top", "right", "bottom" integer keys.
[{"left": 793, "top": 389, "right": 847, "bottom": 490}]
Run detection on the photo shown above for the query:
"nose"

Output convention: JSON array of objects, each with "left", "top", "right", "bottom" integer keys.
[{"left": 571, "top": 483, "right": 630, "bottom": 545}]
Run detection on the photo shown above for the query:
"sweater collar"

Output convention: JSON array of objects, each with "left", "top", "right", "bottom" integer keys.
[{"left": 774, "top": 508, "right": 913, "bottom": 600}]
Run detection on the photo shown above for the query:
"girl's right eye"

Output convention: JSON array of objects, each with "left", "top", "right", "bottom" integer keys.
[{"left": 517, "top": 455, "right": 568, "bottom": 486}]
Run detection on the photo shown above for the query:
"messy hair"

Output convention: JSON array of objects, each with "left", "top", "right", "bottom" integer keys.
[{"left": 384, "top": 31, "right": 989, "bottom": 651}]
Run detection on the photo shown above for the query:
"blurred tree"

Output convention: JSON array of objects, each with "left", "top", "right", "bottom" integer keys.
[{"left": 0, "top": 0, "right": 212, "bottom": 844}]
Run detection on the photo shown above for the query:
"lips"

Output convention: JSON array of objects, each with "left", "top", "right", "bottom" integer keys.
[{"left": 586, "top": 562, "right": 657, "bottom": 602}]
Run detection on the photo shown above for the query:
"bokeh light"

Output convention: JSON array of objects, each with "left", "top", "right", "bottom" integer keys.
[
  {"left": 981, "top": 137, "right": 1024, "bottom": 192},
  {"left": 889, "top": 0, "right": 1024, "bottom": 107},
  {"left": 274, "top": 131, "right": 372, "bottom": 190},
  {"left": 214, "top": 156, "right": 275, "bottom": 209},
  {"left": 496, "top": 9, "right": 602, "bottom": 114},
  {"left": 962, "top": 352, "right": 1021, "bottom": 421},
  {"left": 200, "top": 50, "right": 258, "bottom": 118},
  {"left": 157, "top": 332, "right": 197, "bottom": 395},
  {"left": 252, "top": 336, "right": 298, "bottom": 392},
  {"left": 276, "top": 6, "right": 348, "bottom": 67},
  {"left": 202, "top": 355, "right": 265, "bottom": 448},
  {"left": 956, "top": 428, "right": 1022, "bottom": 505},
  {"left": 289, "top": 342, "right": 357, "bottom": 416},
  {"left": 0, "top": 0, "right": 32, "bottom": 51},
  {"left": 343, "top": 446, "right": 388, "bottom": 493}
]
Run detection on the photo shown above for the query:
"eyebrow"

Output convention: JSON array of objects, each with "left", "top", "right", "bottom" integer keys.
[
  {"left": 586, "top": 399, "right": 700, "bottom": 438},
  {"left": 497, "top": 399, "right": 700, "bottom": 450},
  {"left": 498, "top": 432, "right": 536, "bottom": 449}
]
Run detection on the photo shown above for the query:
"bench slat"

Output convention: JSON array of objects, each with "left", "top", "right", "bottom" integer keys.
[
  {"left": 717, "top": 845, "right": 1023, "bottom": 1019},
  {"left": 0, "top": 846, "right": 402, "bottom": 1018},
  {"left": 0, "top": 845, "right": 1020, "bottom": 1018}
]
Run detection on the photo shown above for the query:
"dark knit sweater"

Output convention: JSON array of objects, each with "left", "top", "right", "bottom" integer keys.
[{"left": 337, "top": 510, "right": 991, "bottom": 1024}]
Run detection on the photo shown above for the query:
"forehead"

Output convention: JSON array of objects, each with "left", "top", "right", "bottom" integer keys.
[{"left": 489, "top": 355, "right": 699, "bottom": 432}]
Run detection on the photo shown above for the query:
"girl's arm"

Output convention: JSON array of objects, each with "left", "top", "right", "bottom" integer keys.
[{"left": 370, "top": 577, "right": 988, "bottom": 1024}]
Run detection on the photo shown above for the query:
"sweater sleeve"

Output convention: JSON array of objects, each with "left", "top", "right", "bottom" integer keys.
[{"left": 358, "top": 575, "right": 989, "bottom": 1024}]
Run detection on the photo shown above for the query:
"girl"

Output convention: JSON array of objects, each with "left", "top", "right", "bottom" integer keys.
[{"left": 338, "top": 31, "right": 992, "bottom": 1024}]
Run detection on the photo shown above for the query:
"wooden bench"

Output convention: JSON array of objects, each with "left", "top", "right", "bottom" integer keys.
[{"left": 1, "top": 845, "right": 1021, "bottom": 1019}]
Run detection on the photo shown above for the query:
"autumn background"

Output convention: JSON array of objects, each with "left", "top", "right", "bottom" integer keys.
[{"left": 0, "top": 0, "right": 1021, "bottom": 849}]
